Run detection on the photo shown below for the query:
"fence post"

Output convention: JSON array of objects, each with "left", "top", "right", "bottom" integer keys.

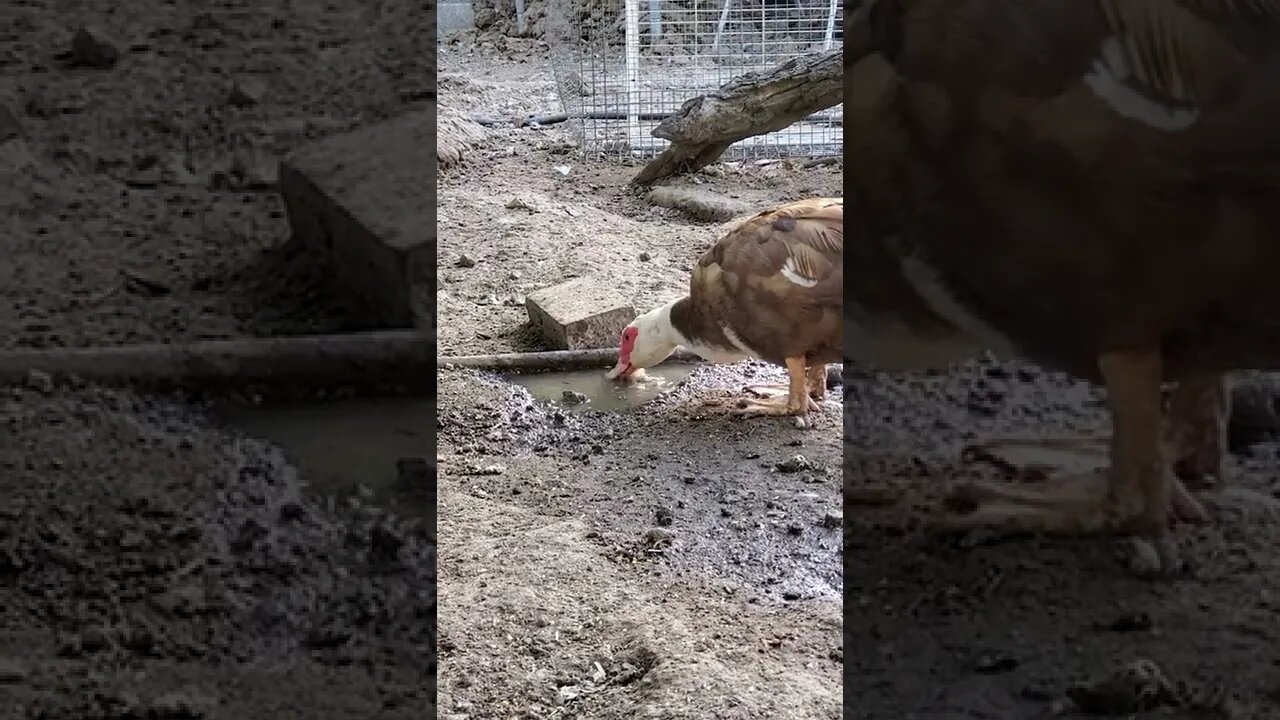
[{"left": 624, "top": 0, "right": 642, "bottom": 146}]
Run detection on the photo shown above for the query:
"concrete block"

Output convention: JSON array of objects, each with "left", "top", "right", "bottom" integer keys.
[
  {"left": 279, "top": 109, "right": 433, "bottom": 328},
  {"left": 525, "top": 276, "right": 636, "bottom": 351}
]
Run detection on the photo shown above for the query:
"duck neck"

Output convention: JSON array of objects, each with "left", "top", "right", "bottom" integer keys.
[{"left": 655, "top": 296, "right": 693, "bottom": 349}]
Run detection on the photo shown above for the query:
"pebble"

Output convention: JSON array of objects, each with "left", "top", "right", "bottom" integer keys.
[
  {"left": 774, "top": 455, "right": 811, "bottom": 473},
  {"left": 369, "top": 523, "right": 403, "bottom": 561},
  {"left": 1230, "top": 380, "right": 1280, "bottom": 453},
  {"left": 643, "top": 528, "right": 673, "bottom": 549},
  {"left": 456, "top": 254, "right": 477, "bottom": 268},
  {"left": 973, "top": 652, "right": 1017, "bottom": 674},
  {"left": 228, "top": 78, "right": 267, "bottom": 107},
  {"left": 561, "top": 390, "right": 588, "bottom": 405},
  {"left": 504, "top": 195, "right": 539, "bottom": 212},
  {"left": 0, "top": 657, "right": 26, "bottom": 684},
  {"left": 1067, "top": 658, "right": 1176, "bottom": 714},
  {"left": 0, "top": 105, "right": 21, "bottom": 144},
  {"left": 278, "top": 501, "right": 307, "bottom": 522},
  {"left": 70, "top": 26, "right": 120, "bottom": 68},
  {"left": 24, "top": 369, "right": 53, "bottom": 395}
]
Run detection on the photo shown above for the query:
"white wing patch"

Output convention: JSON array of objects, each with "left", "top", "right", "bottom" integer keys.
[
  {"left": 721, "top": 325, "right": 761, "bottom": 359},
  {"left": 898, "top": 255, "right": 1018, "bottom": 358},
  {"left": 780, "top": 257, "right": 819, "bottom": 288},
  {"left": 1083, "top": 36, "right": 1200, "bottom": 131}
]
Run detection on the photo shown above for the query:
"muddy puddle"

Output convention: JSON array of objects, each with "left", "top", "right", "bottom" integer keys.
[
  {"left": 505, "top": 365, "right": 694, "bottom": 411},
  {"left": 215, "top": 396, "right": 434, "bottom": 518}
]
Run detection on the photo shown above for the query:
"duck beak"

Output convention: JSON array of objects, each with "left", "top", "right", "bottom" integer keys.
[{"left": 606, "top": 359, "right": 634, "bottom": 381}]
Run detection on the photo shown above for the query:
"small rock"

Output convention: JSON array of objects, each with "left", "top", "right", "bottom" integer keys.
[
  {"left": 229, "top": 152, "right": 278, "bottom": 191},
  {"left": 1101, "top": 612, "right": 1154, "bottom": 633},
  {"left": 229, "top": 518, "right": 268, "bottom": 554},
  {"left": 100, "top": 690, "right": 142, "bottom": 716},
  {"left": 456, "top": 254, "right": 477, "bottom": 268},
  {"left": 70, "top": 26, "right": 120, "bottom": 68},
  {"left": 476, "top": 464, "right": 505, "bottom": 476},
  {"left": 0, "top": 105, "right": 21, "bottom": 144},
  {"left": 775, "top": 455, "right": 811, "bottom": 473},
  {"left": 118, "top": 530, "right": 146, "bottom": 550},
  {"left": 561, "top": 390, "right": 588, "bottom": 405},
  {"left": 1230, "top": 381, "right": 1280, "bottom": 454},
  {"left": 638, "top": 251, "right": 651, "bottom": 261},
  {"left": 505, "top": 195, "right": 540, "bottom": 212},
  {"left": 821, "top": 512, "right": 842, "bottom": 528},
  {"left": 161, "top": 155, "right": 199, "bottom": 186},
  {"left": 1067, "top": 658, "right": 1178, "bottom": 715},
  {"left": 655, "top": 507, "right": 674, "bottom": 526},
  {"left": 552, "top": 165, "right": 572, "bottom": 176},
  {"left": 369, "top": 523, "right": 403, "bottom": 562},
  {"left": 0, "top": 657, "right": 26, "bottom": 684},
  {"left": 24, "top": 370, "right": 53, "bottom": 394},
  {"left": 228, "top": 78, "right": 267, "bottom": 107},
  {"left": 79, "top": 626, "right": 112, "bottom": 654},
  {"left": 278, "top": 501, "right": 307, "bottom": 522},
  {"left": 974, "top": 653, "right": 1017, "bottom": 674},
  {"left": 642, "top": 528, "right": 674, "bottom": 550}
]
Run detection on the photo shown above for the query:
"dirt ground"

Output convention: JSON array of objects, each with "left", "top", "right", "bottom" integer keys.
[
  {"left": 438, "top": 24, "right": 1280, "bottom": 720},
  {"left": 1, "top": 1, "right": 434, "bottom": 718},
  {"left": 435, "top": 33, "right": 843, "bottom": 720},
  {"left": 845, "top": 362, "right": 1280, "bottom": 720}
]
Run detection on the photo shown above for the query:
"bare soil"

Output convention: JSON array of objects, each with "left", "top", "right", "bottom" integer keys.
[
  {"left": 844, "top": 361, "right": 1280, "bottom": 720},
  {"left": 435, "top": 36, "right": 843, "bottom": 720},
  {"left": 438, "top": 27, "right": 1280, "bottom": 720},
  {"left": 1, "top": 1, "right": 434, "bottom": 718}
]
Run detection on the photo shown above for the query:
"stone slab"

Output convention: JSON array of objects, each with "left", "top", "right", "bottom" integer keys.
[
  {"left": 525, "top": 276, "right": 636, "bottom": 351},
  {"left": 279, "top": 108, "right": 433, "bottom": 329}
]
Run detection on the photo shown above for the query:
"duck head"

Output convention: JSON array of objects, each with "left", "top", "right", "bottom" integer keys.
[{"left": 606, "top": 299, "right": 684, "bottom": 381}]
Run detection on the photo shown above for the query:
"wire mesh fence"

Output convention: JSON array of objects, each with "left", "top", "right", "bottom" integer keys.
[{"left": 547, "top": 0, "right": 842, "bottom": 161}]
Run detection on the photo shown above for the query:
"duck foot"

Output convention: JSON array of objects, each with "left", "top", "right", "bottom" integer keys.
[
  {"left": 934, "top": 348, "right": 1212, "bottom": 577},
  {"left": 700, "top": 356, "right": 819, "bottom": 423},
  {"left": 937, "top": 469, "right": 1207, "bottom": 575},
  {"left": 937, "top": 369, "right": 1233, "bottom": 576}
]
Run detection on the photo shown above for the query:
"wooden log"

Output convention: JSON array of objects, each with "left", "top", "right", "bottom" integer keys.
[
  {"left": 647, "top": 186, "right": 753, "bottom": 223},
  {"left": 0, "top": 334, "right": 841, "bottom": 389},
  {"left": 440, "top": 348, "right": 844, "bottom": 385},
  {"left": 0, "top": 331, "right": 435, "bottom": 389},
  {"left": 632, "top": 49, "right": 843, "bottom": 186},
  {"left": 440, "top": 348, "right": 698, "bottom": 371}
]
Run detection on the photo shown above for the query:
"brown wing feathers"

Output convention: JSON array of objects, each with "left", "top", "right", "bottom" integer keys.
[
  {"left": 697, "top": 199, "right": 843, "bottom": 290},
  {"left": 682, "top": 198, "right": 842, "bottom": 363}
]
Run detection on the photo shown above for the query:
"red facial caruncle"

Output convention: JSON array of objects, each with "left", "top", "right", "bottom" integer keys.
[
  {"left": 606, "top": 325, "right": 640, "bottom": 380},
  {"left": 618, "top": 326, "right": 638, "bottom": 365}
]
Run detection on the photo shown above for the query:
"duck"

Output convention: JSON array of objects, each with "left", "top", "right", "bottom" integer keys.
[
  {"left": 606, "top": 198, "right": 843, "bottom": 420},
  {"left": 843, "top": 0, "right": 1280, "bottom": 573}
]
